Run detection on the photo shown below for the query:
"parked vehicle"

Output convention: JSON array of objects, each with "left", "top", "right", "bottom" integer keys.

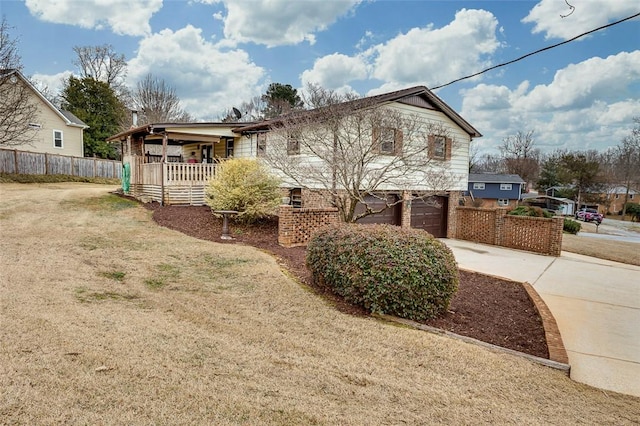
[{"left": 575, "top": 208, "right": 603, "bottom": 223}]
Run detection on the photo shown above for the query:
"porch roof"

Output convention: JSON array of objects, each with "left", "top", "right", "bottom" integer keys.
[{"left": 107, "top": 122, "right": 255, "bottom": 144}]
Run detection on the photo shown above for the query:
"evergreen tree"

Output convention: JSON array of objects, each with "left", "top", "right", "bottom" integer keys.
[
  {"left": 261, "top": 83, "right": 303, "bottom": 118},
  {"left": 60, "top": 76, "right": 126, "bottom": 159}
]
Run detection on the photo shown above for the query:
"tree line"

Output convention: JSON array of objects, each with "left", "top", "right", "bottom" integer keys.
[{"left": 471, "top": 120, "right": 640, "bottom": 216}]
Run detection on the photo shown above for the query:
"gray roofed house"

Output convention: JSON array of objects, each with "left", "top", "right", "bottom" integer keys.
[{"left": 465, "top": 173, "right": 526, "bottom": 208}]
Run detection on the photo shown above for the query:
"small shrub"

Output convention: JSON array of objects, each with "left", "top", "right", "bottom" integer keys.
[
  {"left": 205, "top": 158, "right": 281, "bottom": 224},
  {"left": 509, "top": 205, "right": 552, "bottom": 218},
  {"left": 306, "top": 224, "right": 459, "bottom": 321},
  {"left": 563, "top": 218, "right": 581, "bottom": 234},
  {"left": 470, "top": 198, "right": 484, "bottom": 208},
  {"left": 625, "top": 202, "right": 640, "bottom": 222}
]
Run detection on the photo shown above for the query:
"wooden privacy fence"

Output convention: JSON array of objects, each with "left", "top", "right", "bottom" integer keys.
[{"left": 0, "top": 148, "right": 122, "bottom": 179}]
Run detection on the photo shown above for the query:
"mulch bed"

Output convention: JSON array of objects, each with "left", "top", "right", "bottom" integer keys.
[{"left": 147, "top": 203, "right": 549, "bottom": 359}]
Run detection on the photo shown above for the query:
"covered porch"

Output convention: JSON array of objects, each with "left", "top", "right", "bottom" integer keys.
[{"left": 108, "top": 122, "right": 252, "bottom": 206}]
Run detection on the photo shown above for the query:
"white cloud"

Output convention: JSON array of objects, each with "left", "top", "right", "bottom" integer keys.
[
  {"left": 32, "top": 70, "right": 73, "bottom": 97},
  {"left": 518, "top": 52, "right": 640, "bottom": 111},
  {"left": 300, "top": 53, "right": 368, "bottom": 90},
  {"left": 127, "top": 25, "right": 266, "bottom": 120},
  {"left": 368, "top": 9, "right": 501, "bottom": 88},
  {"left": 522, "top": 0, "right": 639, "bottom": 40},
  {"left": 205, "top": 0, "right": 361, "bottom": 47},
  {"left": 297, "top": 8, "right": 501, "bottom": 95},
  {"left": 24, "top": 0, "right": 162, "bottom": 36},
  {"left": 461, "top": 51, "right": 640, "bottom": 153}
]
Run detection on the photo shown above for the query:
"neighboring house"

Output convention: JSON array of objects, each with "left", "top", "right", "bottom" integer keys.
[
  {"left": 1, "top": 69, "right": 87, "bottom": 157},
  {"left": 107, "top": 86, "right": 481, "bottom": 237},
  {"left": 546, "top": 184, "right": 638, "bottom": 214},
  {"left": 521, "top": 193, "right": 575, "bottom": 216},
  {"left": 602, "top": 186, "right": 638, "bottom": 214},
  {"left": 465, "top": 173, "right": 525, "bottom": 208}
]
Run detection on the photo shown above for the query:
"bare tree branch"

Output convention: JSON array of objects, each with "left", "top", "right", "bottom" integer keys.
[
  {"left": 0, "top": 18, "right": 40, "bottom": 147},
  {"left": 132, "top": 73, "right": 192, "bottom": 124},
  {"left": 73, "top": 44, "right": 127, "bottom": 92}
]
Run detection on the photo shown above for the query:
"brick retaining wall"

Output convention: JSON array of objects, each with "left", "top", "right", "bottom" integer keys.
[
  {"left": 278, "top": 205, "right": 339, "bottom": 247},
  {"left": 455, "top": 207, "right": 563, "bottom": 256}
]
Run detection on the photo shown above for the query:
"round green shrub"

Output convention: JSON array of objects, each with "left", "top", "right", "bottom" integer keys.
[
  {"left": 509, "top": 205, "right": 552, "bottom": 218},
  {"left": 306, "top": 224, "right": 459, "bottom": 321},
  {"left": 563, "top": 218, "right": 581, "bottom": 234}
]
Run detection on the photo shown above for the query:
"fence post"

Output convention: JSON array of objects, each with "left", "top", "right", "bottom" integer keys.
[
  {"left": 45, "top": 153, "right": 49, "bottom": 175},
  {"left": 14, "top": 149, "right": 19, "bottom": 174}
]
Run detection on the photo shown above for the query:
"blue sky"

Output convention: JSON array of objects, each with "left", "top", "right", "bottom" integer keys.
[{"left": 3, "top": 0, "right": 639, "bottom": 154}]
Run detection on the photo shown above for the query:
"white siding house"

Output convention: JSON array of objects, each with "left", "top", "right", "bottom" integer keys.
[{"left": 107, "top": 86, "right": 481, "bottom": 236}]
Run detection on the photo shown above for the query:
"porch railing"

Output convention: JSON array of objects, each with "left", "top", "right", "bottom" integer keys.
[
  {"left": 133, "top": 162, "right": 216, "bottom": 186},
  {"left": 164, "top": 162, "right": 216, "bottom": 184}
]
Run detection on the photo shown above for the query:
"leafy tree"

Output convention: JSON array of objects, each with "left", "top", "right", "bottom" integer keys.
[
  {"left": 0, "top": 17, "right": 39, "bottom": 147},
  {"left": 624, "top": 202, "right": 640, "bottom": 222},
  {"left": 261, "top": 83, "right": 303, "bottom": 118},
  {"left": 60, "top": 76, "right": 126, "bottom": 159},
  {"left": 132, "top": 73, "right": 192, "bottom": 124},
  {"left": 536, "top": 151, "right": 563, "bottom": 193},
  {"left": 559, "top": 151, "right": 602, "bottom": 209}
]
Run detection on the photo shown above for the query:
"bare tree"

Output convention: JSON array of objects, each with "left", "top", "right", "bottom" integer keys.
[
  {"left": 262, "top": 87, "right": 461, "bottom": 222},
  {"left": 500, "top": 130, "right": 540, "bottom": 185},
  {"left": 132, "top": 73, "right": 192, "bottom": 124},
  {"left": 220, "top": 95, "right": 267, "bottom": 122},
  {"left": 73, "top": 44, "right": 127, "bottom": 91},
  {"left": 471, "top": 152, "right": 506, "bottom": 174},
  {"left": 0, "top": 18, "right": 39, "bottom": 147},
  {"left": 615, "top": 117, "right": 640, "bottom": 218}
]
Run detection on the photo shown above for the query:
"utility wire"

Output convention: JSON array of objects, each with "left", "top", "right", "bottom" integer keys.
[{"left": 430, "top": 12, "right": 640, "bottom": 90}]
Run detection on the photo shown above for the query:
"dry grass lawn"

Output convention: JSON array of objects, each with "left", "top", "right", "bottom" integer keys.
[
  {"left": 1, "top": 183, "right": 639, "bottom": 425},
  {"left": 562, "top": 221, "right": 640, "bottom": 266}
]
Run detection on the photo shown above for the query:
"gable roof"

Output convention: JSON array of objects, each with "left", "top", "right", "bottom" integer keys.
[
  {"left": 1, "top": 69, "right": 88, "bottom": 129},
  {"left": 468, "top": 173, "right": 525, "bottom": 184},
  {"left": 235, "top": 86, "right": 482, "bottom": 138}
]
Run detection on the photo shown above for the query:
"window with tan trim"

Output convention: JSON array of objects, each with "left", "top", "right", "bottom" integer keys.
[
  {"left": 428, "top": 135, "right": 450, "bottom": 160},
  {"left": 373, "top": 127, "right": 403, "bottom": 155},
  {"left": 287, "top": 133, "right": 300, "bottom": 155}
]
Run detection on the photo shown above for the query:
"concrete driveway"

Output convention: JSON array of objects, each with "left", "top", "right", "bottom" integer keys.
[{"left": 442, "top": 238, "right": 640, "bottom": 397}]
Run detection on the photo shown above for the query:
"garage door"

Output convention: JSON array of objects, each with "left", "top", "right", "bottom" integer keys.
[
  {"left": 411, "top": 196, "right": 448, "bottom": 237},
  {"left": 355, "top": 194, "right": 401, "bottom": 225}
]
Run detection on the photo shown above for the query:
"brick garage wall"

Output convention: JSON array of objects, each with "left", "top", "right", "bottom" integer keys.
[
  {"left": 446, "top": 191, "right": 462, "bottom": 238},
  {"left": 278, "top": 205, "right": 339, "bottom": 247},
  {"left": 455, "top": 207, "right": 563, "bottom": 256}
]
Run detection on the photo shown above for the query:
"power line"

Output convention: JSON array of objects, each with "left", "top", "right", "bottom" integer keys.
[{"left": 430, "top": 12, "right": 640, "bottom": 90}]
